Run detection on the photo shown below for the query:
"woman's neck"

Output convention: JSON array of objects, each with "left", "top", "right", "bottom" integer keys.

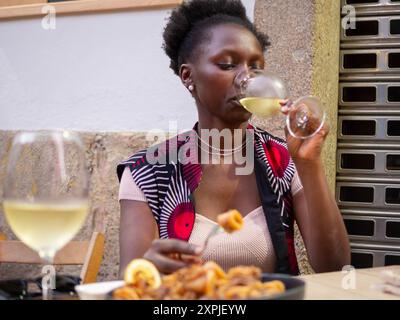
[
  {"left": 196, "top": 117, "right": 251, "bottom": 158},
  {"left": 197, "top": 118, "right": 249, "bottom": 131}
]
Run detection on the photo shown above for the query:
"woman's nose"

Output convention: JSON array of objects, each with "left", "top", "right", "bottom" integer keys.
[
  {"left": 237, "top": 64, "right": 251, "bottom": 78},
  {"left": 233, "top": 67, "right": 251, "bottom": 93}
]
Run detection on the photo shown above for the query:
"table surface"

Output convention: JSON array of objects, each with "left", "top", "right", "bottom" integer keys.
[
  {"left": 298, "top": 265, "right": 400, "bottom": 300},
  {"left": 32, "top": 266, "right": 400, "bottom": 300}
]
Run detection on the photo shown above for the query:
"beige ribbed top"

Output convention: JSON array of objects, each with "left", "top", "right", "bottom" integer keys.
[
  {"left": 119, "top": 166, "right": 303, "bottom": 272},
  {"left": 188, "top": 207, "right": 276, "bottom": 272}
]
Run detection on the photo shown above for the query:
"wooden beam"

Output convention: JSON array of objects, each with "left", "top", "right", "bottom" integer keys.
[
  {"left": 0, "top": 240, "right": 89, "bottom": 264},
  {"left": 0, "top": 0, "right": 46, "bottom": 7},
  {"left": 0, "top": 0, "right": 183, "bottom": 20}
]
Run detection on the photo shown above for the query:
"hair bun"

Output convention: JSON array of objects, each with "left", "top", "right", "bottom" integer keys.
[{"left": 162, "top": 0, "right": 269, "bottom": 75}]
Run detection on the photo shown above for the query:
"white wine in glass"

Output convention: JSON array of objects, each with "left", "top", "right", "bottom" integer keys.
[
  {"left": 239, "top": 97, "right": 282, "bottom": 117},
  {"left": 2, "top": 131, "right": 89, "bottom": 298},
  {"left": 235, "top": 70, "right": 326, "bottom": 139},
  {"left": 3, "top": 201, "right": 88, "bottom": 259}
]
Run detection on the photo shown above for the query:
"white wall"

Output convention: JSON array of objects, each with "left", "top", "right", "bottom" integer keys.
[{"left": 0, "top": 0, "right": 255, "bottom": 132}]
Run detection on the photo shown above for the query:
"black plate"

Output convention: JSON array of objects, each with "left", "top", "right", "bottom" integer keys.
[
  {"left": 257, "top": 273, "right": 305, "bottom": 300},
  {"left": 108, "top": 273, "right": 305, "bottom": 300}
]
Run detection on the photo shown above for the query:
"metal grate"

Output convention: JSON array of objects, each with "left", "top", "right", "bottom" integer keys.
[
  {"left": 338, "top": 116, "right": 400, "bottom": 140},
  {"left": 337, "top": 149, "right": 400, "bottom": 174},
  {"left": 343, "top": 215, "right": 400, "bottom": 242},
  {"left": 340, "top": 49, "right": 400, "bottom": 80},
  {"left": 350, "top": 243, "right": 400, "bottom": 267},
  {"left": 338, "top": 2, "right": 400, "bottom": 267},
  {"left": 339, "top": 82, "right": 400, "bottom": 108}
]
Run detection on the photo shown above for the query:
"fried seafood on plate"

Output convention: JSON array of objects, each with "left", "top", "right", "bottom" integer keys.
[{"left": 113, "top": 259, "right": 285, "bottom": 300}]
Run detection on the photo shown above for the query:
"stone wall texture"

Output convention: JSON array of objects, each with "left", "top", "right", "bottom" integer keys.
[
  {"left": 254, "top": 0, "right": 340, "bottom": 190},
  {"left": 1, "top": 0, "right": 341, "bottom": 280},
  {"left": 254, "top": 0, "right": 341, "bottom": 274}
]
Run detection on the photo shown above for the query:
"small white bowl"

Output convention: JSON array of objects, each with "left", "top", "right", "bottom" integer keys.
[{"left": 75, "top": 280, "right": 125, "bottom": 300}]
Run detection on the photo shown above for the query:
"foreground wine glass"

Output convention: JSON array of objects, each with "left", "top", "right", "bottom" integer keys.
[
  {"left": 2, "top": 131, "right": 89, "bottom": 299},
  {"left": 235, "top": 70, "right": 326, "bottom": 139}
]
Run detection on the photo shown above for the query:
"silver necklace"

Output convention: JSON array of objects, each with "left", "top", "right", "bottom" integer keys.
[{"left": 196, "top": 133, "right": 247, "bottom": 155}]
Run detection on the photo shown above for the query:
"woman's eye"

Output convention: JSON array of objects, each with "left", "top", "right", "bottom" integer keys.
[
  {"left": 218, "top": 63, "right": 235, "bottom": 70},
  {"left": 250, "top": 64, "right": 261, "bottom": 70}
]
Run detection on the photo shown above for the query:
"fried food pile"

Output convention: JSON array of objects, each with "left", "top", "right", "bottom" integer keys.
[{"left": 113, "top": 260, "right": 285, "bottom": 300}]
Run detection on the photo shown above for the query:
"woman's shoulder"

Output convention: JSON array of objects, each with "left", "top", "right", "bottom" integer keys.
[
  {"left": 116, "top": 131, "right": 192, "bottom": 181},
  {"left": 116, "top": 148, "right": 150, "bottom": 181}
]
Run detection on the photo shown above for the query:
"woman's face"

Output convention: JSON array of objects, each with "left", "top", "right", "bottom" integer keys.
[{"left": 183, "top": 23, "right": 265, "bottom": 126}]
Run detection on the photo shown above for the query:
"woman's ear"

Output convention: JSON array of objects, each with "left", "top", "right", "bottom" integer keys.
[{"left": 179, "top": 64, "right": 195, "bottom": 93}]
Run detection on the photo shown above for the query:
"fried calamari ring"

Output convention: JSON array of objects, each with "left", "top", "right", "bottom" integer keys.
[{"left": 217, "top": 209, "right": 244, "bottom": 233}]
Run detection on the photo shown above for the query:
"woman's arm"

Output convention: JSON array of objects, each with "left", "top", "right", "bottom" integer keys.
[
  {"left": 292, "top": 161, "right": 351, "bottom": 273},
  {"left": 281, "top": 101, "right": 351, "bottom": 272},
  {"left": 119, "top": 199, "right": 158, "bottom": 278},
  {"left": 119, "top": 199, "right": 203, "bottom": 278}
]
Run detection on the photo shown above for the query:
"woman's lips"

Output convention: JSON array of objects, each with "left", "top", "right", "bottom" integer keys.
[
  {"left": 230, "top": 98, "right": 244, "bottom": 107},
  {"left": 230, "top": 99, "right": 242, "bottom": 107}
]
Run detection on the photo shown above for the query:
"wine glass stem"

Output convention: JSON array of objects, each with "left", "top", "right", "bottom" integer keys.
[
  {"left": 39, "top": 252, "right": 54, "bottom": 264},
  {"left": 39, "top": 251, "right": 55, "bottom": 300}
]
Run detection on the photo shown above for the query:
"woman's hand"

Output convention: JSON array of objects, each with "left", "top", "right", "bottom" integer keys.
[
  {"left": 143, "top": 239, "right": 203, "bottom": 274},
  {"left": 280, "top": 100, "right": 351, "bottom": 272},
  {"left": 280, "top": 100, "right": 329, "bottom": 165}
]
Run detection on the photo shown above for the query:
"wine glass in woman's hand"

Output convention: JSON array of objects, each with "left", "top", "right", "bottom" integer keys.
[{"left": 235, "top": 69, "right": 326, "bottom": 139}]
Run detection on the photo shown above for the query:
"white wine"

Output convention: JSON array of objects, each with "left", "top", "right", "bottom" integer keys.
[
  {"left": 239, "top": 97, "right": 281, "bottom": 117},
  {"left": 3, "top": 200, "right": 88, "bottom": 257}
]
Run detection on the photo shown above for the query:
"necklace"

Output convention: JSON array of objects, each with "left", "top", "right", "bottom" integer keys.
[{"left": 195, "top": 132, "right": 247, "bottom": 155}]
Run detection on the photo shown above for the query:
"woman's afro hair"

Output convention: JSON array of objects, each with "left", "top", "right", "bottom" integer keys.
[{"left": 162, "top": 0, "right": 270, "bottom": 75}]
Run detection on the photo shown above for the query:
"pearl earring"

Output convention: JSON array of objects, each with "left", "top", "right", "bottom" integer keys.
[{"left": 188, "top": 84, "right": 194, "bottom": 91}]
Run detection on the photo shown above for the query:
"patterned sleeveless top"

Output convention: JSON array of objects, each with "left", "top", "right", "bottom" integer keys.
[{"left": 117, "top": 122, "right": 299, "bottom": 275}]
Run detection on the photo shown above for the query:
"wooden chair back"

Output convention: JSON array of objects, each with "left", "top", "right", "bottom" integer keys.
[{"left": 0, "top": 232, "right": 105, "bottom": 284}]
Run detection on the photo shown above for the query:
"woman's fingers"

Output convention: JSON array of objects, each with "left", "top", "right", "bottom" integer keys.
[
  {"left": 319, "top": 121, "right": 330, "bottom": 138},
  {"left": 153, "top": 239, "right": 203, "bottom": 255},
  {"left": 284, "top": 124, "right": 289, "bottom": 138},
  {"left": 279, "top": 99, "right": 293, "bottom": 115},
  {"left": 179, "top": 254, "right": 203, "bottom": 265},
  {"left": 143, "top": 239, "right": 204, "bottom": 274},
  {"left": 146, "top": 252, "right": 188, "bottom": 274},
  {"left": 279, "top": 99, "right": 290, "bottom": 106}
]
